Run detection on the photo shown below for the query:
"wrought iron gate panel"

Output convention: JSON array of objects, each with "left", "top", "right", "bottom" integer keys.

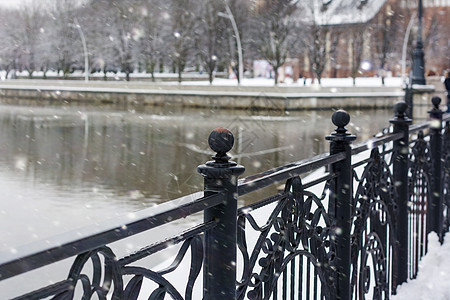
[
  {"left": 236, "top": 176, "right": 335, "bottom": 300},
  {"left": 351, "top": 148, "right": 398, "bottom": 299},
  {"left": 408, "top": 130, "right": 431, "bottom": 279}
]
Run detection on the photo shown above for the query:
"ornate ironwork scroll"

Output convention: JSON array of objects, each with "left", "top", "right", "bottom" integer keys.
[
  {"left": 408, "top": 130, "right": 431, "bottom": 278},
  {"left": 351, "top": 148, "right": 398, "bottom": 299},
  {"left": 52, "top": 246, "right": 123, "bottom": 300},
  {"left": 17, "top": 230, "right": 206, "bottom": 300},
  {"left": 236, "top": 176, "right": 335, "bottom": 300}
]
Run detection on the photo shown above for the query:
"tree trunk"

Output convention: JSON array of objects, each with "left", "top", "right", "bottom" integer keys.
[
  {"left": 274, "top": 66, "right": 278, "bottom": 85},
  {"left": 150, "top": 62, "right": 156, "bottom": 82},
  {"left": 209, "top": 71, "right": 213, "bottom": 84}
]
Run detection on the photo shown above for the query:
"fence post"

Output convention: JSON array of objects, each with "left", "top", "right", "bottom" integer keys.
[
  {"left": 390, "top": 102, "right": 411, "bottom": 287},
  {"left": 326, "top": 110, "right": 356, "bottom": 300},
  {"left": 427, "top": 97, "right": 444, "bottom": 242},
  {"left": 197, "top": 128, "right": 245, "bottom": 300}
]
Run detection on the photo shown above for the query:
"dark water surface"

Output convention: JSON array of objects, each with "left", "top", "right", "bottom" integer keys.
[{"left": 0, "top": 104, "right": 392, "bottom": 251}]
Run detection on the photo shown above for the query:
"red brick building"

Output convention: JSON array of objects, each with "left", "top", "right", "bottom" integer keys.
[{"left": 298, "top": 0, "right": 449, "bottom": 80}]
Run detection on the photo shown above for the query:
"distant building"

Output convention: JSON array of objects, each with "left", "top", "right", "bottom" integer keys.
[{"left": 298, "top": 0, "right": 449, "bottom": 80}]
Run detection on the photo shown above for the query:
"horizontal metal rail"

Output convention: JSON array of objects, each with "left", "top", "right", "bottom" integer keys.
[
  {"left": 410, "top": 122, "right": 430, "bottom": 133},
  {"left": 238, "top": 152, "right": 345, "bottom": 196},
  {"left": 443, "top": 113, "right": 450, "bottom": 122},
  {"left": 351, "top": 132, "right": 403, "bottom": 156},
  {"left": 0, "top": 192, "right": 224, "bottom": 281},
  {"left": 119, "top": 220, "right": 217, "bottom": 266}
]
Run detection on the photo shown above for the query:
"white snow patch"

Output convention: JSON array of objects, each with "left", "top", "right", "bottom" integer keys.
[{"left": 393, "top": 233, "right": 450, "bottom": 300}]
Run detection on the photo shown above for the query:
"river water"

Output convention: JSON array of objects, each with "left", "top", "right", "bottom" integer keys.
[{"left": 0, "top": 104, "right": 394, "bottom": 251}]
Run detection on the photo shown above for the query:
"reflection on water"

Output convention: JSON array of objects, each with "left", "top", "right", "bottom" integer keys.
[{"left": 0, "top": 104, "right": 391, "bottom": 250}]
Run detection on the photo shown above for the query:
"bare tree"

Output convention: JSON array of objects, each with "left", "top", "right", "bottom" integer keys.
[
  {"left": 198, "top": 0, "right": 227, "bottom": 84},
  {"left": 16, "top": 3, "right": 45, "bottom": 78},
  {"left": 170, "top": 0, "right": 199, "bottom": 83},
  {"left": 299, "top": 0, "right": 330, "bottom": 85},
  {"left": 0, "top": 8, "right": 22, "bottom": 79},
  {"left": 369, "top": 3, "right": 402, "bottom": 85},
  {"left": 138, "top": 1, "right": 167, "bottom": 81},
  {"left": 253, "top": 0, "right": 297, "bottom": 85},
  {"left": 308, "top": 23, "right": 328, "bottom": 84},
  {"left": 349, "top": 24, "right": 366, "bottom": 85},
  {"left": 83, "top": 1, "right": 116, "bottom": 80},
  {"left": 108, "top": 0, "right": 143, "bottom": 81},
  {"left": 328, "top": 28, "right": 341, "bottom": 78},
  {"left": 49, "top": 0, "right": 80, "bottom": 78}
]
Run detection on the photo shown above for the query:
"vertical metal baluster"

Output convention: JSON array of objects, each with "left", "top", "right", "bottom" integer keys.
[
  {"left": 415, "top": 175, "right": 420, "bottom": 278},
  {"left": 299, "top": 256, "right": 303, "bottom": 300},
  {"left": 444, "top": 121, "right": 450, "bottom": 234},
  {"left": 198, "top": 128, "right": 245, "bottom": 300},
  {"left": 410, "top": 189, "right": 414, "bottom": 279},
  {"left": 314, "top": 267, "right": 318, "bottom": 300},
  {"left": 306, "top": 261, "right": 311, "bottom": 300},
  {"left": 321, "top": 279, "right": 324, "bottom": 300},
  {"left": 418, "top": 157, "right": 425, "bottom": 275},
  {"left": 412, "top": 177, "right": 415, "bottom": 278},
  {"left": 291, "top": 258, "right": 295, "bottom": 300},
  {"left": 408, "top": 196, "right": 411, "bottom": 279},
  {"left": 424, "top": 170, "right": 430, "bottom": 254},
  {"left": 274, "top": 274, "right": 278, "bottom": 300}
]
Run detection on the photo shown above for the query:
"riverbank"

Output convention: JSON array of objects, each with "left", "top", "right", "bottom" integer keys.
[{"left": 0, "top": 77, "right": 437, "bottom": 111}]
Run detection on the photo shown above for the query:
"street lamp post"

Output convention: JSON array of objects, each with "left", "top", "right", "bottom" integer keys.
[
  {"left": 401, "top": 12, "right": 417, "bottom": 119},
  {"left": 401, "top": 12, "right": 416, "bottom": 83},
  {"left": 218, "top": 4, "right": 243, "bottom": 85},
  {"left": 71, "top": 18, "right": 89, "bottom": 82},
  {"left": 411, "top": 0, "right": 426, "bottom": 85}
]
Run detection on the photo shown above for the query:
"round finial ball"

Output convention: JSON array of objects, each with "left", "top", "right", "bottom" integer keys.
[
  {"left": 208, "top": 127, "right": 234, "bottom": 154},
  {"left": 394, "top": 101, "right": 408, "bottom": 115},
  {"left": 331, "top": 110, "right": 350, "bottom": 128},
  {"left": 432, "top": 96, "right": 441, "bottom": 107}
]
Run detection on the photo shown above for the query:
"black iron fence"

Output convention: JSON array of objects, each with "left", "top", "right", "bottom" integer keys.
[{"left": 0, "top": 97, "right": 449, "bottom": 299}]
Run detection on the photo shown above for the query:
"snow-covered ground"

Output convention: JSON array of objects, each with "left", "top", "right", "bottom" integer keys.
[
  {"left": 180, "top": 76, "right": 406, "bottom": 87},
  {"left": 1, "top": 70, "right": 411, "bottom": 88},
  {"left": 393, "top": 233, "right": 450, "bottom": 299}
]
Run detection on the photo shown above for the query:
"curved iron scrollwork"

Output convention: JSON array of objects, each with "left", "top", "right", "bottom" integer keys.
[
  {"left": 121, "top": 235, "right": 203, "bottom": 300},
  {"left": 49, "top": 236, "right": 203, "bottom": 300},
  {"left": 237, "top": 176, "right": 335, "bottom": 300},
  {"left": 351, "top": 148, "right": 398, "bottom": 299},
  {"left": 51, "top": 246, "right": 123, "bottom": 300}
]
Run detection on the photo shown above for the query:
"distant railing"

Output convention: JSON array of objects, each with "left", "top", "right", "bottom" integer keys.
[{"left": 0, "top": 97, "right": 449, "bottom": 299}]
